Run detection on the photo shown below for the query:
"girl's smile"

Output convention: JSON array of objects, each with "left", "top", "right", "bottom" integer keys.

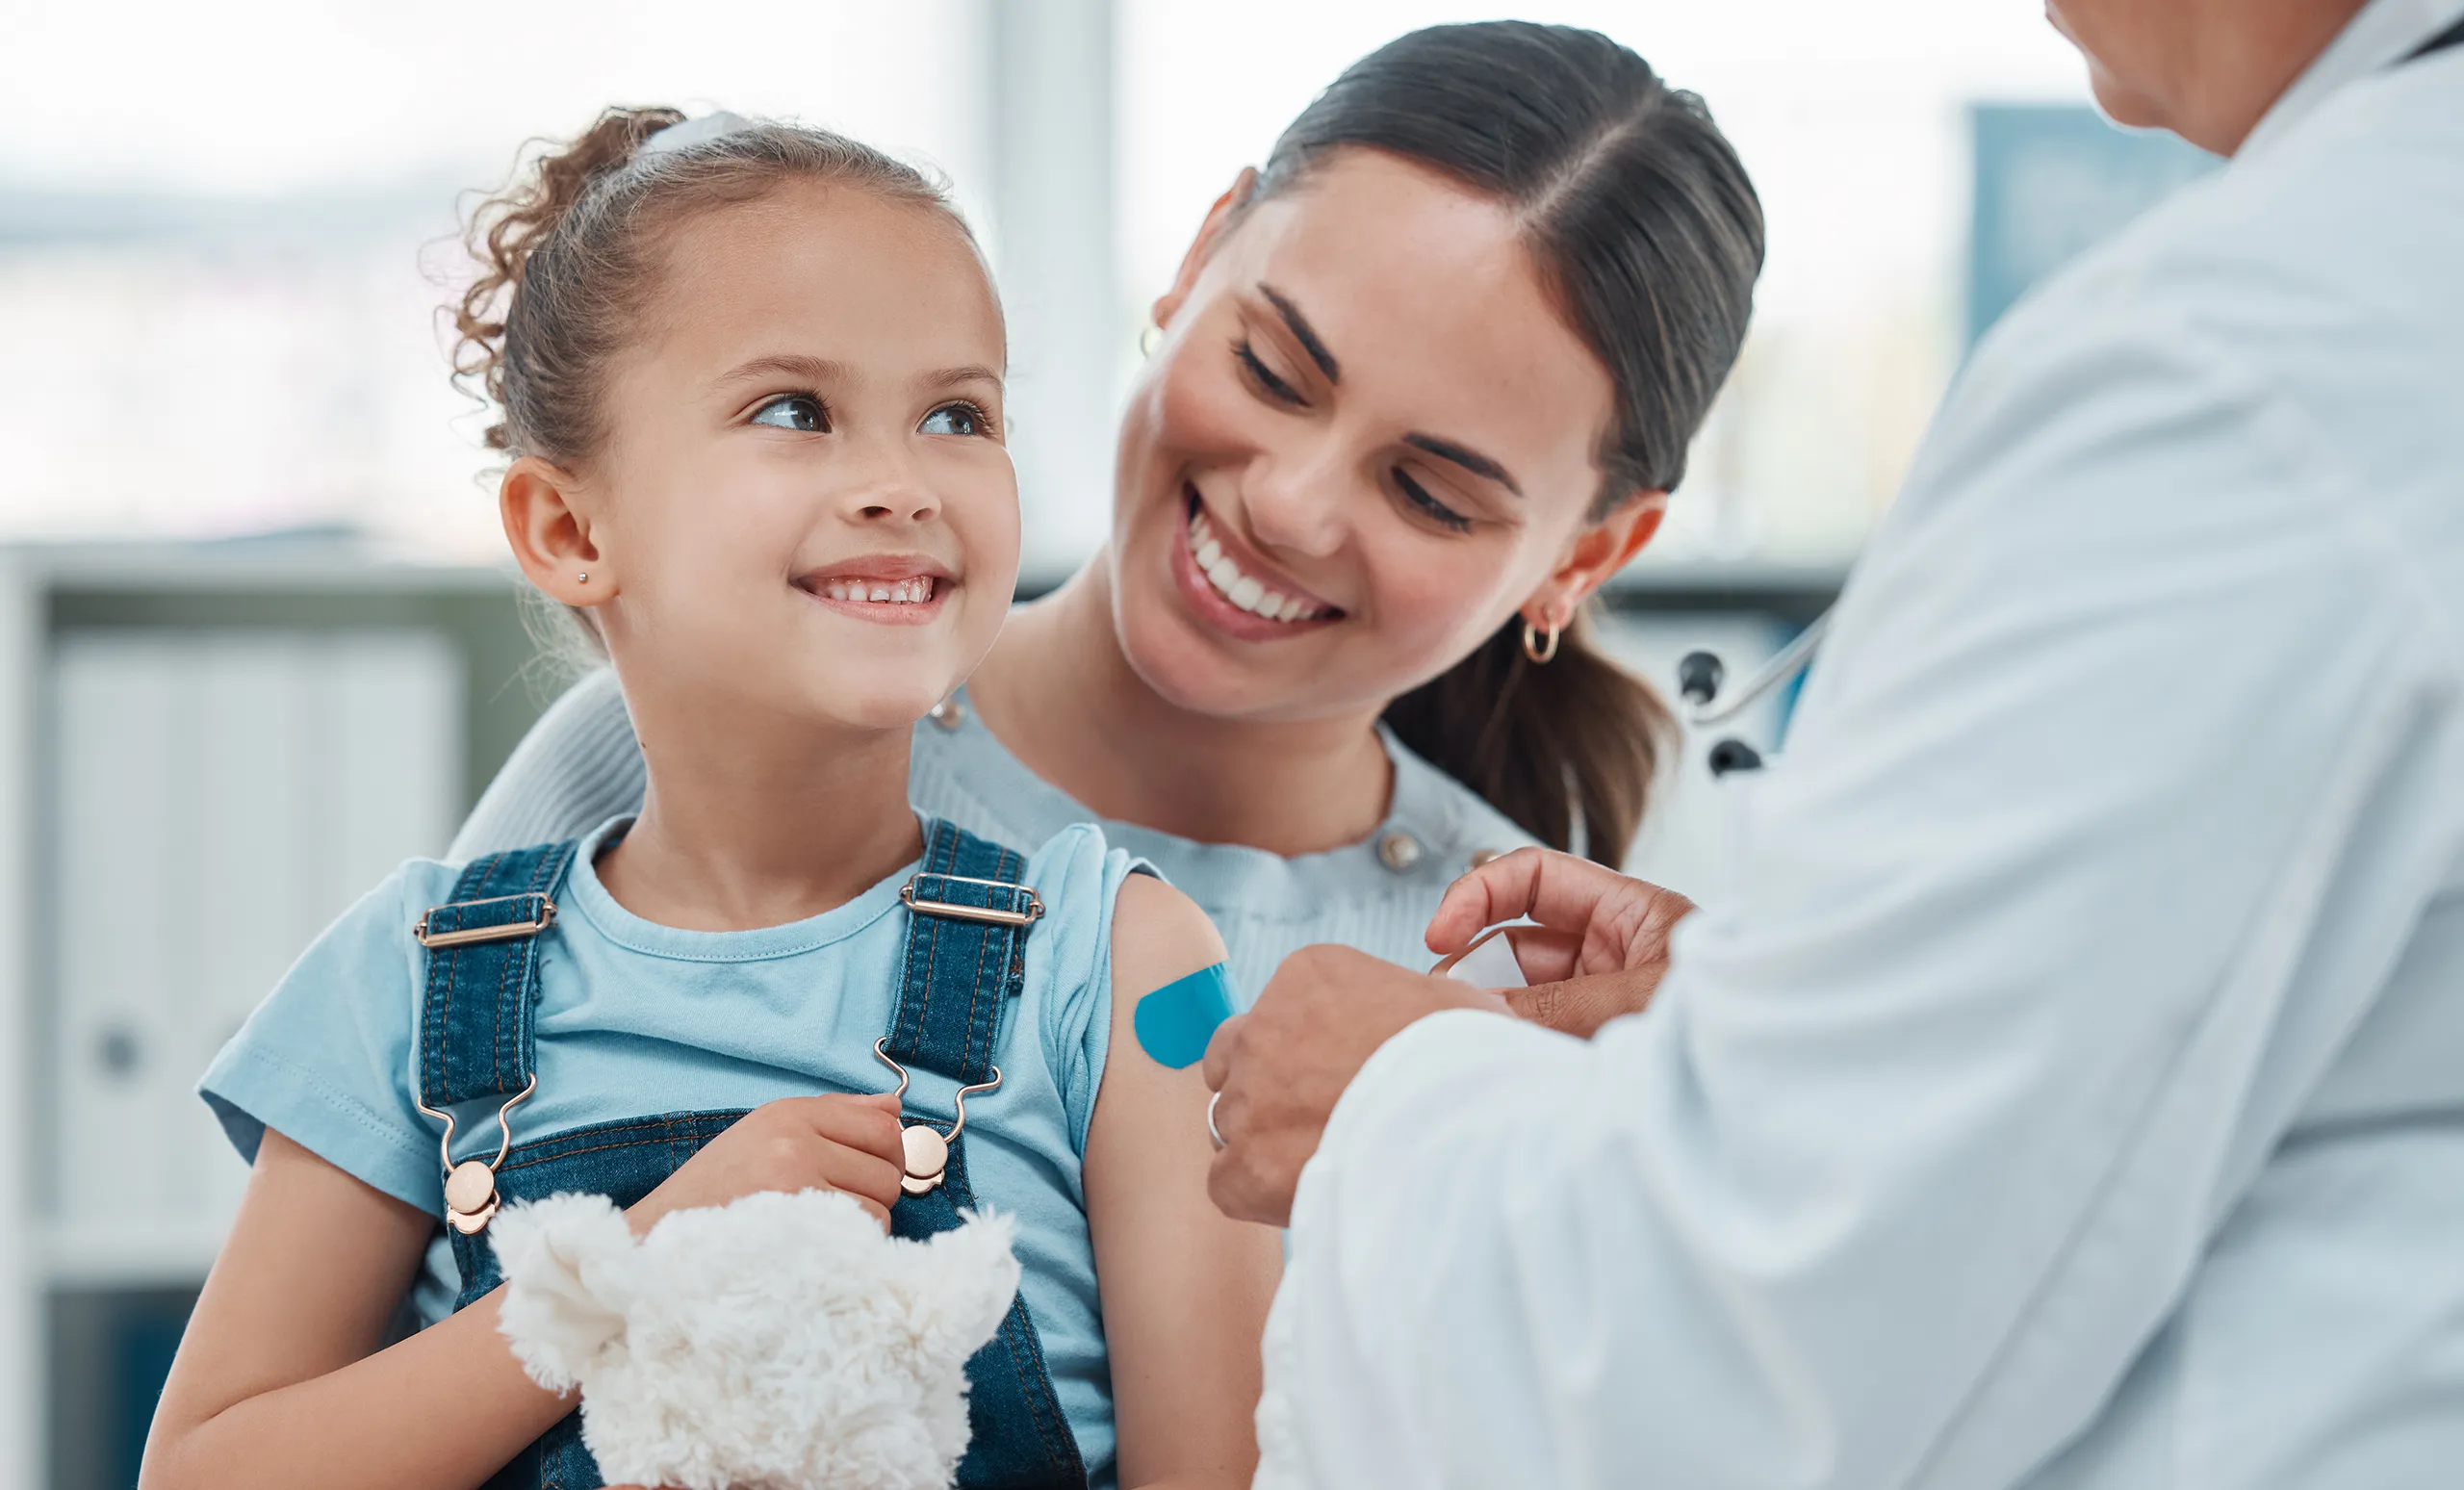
[{"left": 796, "top": 553, "right": 957, "bottom": 626}]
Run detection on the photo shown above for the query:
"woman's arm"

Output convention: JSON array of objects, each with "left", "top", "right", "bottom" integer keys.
[
  {"left": 141, "top": 1130, "right": 571, "bottom": 1490},
  {"left": 1086, "top": 875, "right": 1281, "bottom": 1490}
]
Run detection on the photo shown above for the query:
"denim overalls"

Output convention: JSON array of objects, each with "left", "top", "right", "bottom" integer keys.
[{"left": 415, "top": 819, "right": 1090, "bottom": 1490}]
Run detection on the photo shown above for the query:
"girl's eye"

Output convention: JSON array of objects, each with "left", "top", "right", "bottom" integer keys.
[
  {"left": 749, "top": 395, "right": 829, "bottom": 432},
  {"left": 919, "top": 401, "right": 991, "bottom": 438},
  {"left": 1396, "top": 468, "right": 1474, "bottom": 533},
  {"left": 1236, "top": 340, "right": 1306, "bottom": 407}
]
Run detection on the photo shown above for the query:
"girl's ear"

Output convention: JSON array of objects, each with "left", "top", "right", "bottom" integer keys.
[
  {"left": 1149, "top": 167, "right": 1259, "bottom": 332},
  {"left": 1520, "top": 490, "right": 1668, "bottom": 630},
  {"left": 500, "top": 455, "right": 611, "bottom": 607}
]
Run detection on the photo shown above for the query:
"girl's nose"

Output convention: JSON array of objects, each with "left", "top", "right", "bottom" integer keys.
[
  {"left": 853, "top": 488, "right": 940, "bottom": 525},
  {"left": 842, "top": 443, "right": 943, "bottom": 526}
]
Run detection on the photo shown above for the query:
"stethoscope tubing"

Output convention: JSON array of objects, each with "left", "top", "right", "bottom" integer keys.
[{"left": 1682, "top": 609, "right": 1832, "bottom": 729}]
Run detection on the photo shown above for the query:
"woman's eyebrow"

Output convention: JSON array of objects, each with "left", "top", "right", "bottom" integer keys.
[
  {"left": 1403, "top": 432, "right": 1523, "bottom": 497},
  {"left": 1257, "top": 284, "right": 1340, "bottom": 382}
]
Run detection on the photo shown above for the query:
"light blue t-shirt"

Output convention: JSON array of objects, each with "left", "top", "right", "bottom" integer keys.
[{"left": 200, "top": 815, "right": 1138, "bottom": 1483}]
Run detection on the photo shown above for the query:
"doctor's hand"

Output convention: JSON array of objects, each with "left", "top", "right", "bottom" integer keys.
[
  {"left": 1202, "top": 944, "right": 1504, "bottom": 1227},
  {"left": 1425, "top": 848, "right": 1697, "bottom": 1038}
]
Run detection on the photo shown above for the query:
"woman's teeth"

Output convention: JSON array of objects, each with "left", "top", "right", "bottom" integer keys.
[
  {"left": 1188, "top": 508, "right": 1331, "bottom": 623},
  {"left": 819, "top": 577, "right": 936, "bottom": 604}
]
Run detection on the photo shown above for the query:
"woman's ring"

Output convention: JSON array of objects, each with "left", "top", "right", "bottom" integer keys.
[{"left": 1207, "top": 1091, "right": 1227, "bottom": 1150}]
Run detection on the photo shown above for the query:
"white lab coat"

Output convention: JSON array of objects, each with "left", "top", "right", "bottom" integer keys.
[{"left": 1258, "top": 4, "right": 2464, "bottom": 1487}]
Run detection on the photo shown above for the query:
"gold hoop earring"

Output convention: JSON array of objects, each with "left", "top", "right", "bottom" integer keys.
[
  {"left": 1139, "top": 322, "right": 1163, "bottom": 358},
  {"left": 1522, "top": 612, "right": 1561, "bottom": 664}
]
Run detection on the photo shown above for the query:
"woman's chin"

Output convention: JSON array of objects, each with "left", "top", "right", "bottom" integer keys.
[{"left": 1114, "top": 602, "right": 1343, "bottom": 725}]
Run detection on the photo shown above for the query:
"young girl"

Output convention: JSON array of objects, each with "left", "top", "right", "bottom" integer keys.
[{"left": 141, "top": 108, "right": 1278, "bottom": 1490}]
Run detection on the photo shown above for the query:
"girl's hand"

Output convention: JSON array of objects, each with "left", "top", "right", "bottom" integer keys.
[
  {"left": 626, "top": 1092, "right": 907, "bottom": 1233},
  {"left": 1424, "top": 848, "right": 1697, "bottom": 1037}
]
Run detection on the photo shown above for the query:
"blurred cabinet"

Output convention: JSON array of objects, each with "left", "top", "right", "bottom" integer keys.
[
  {"left": 0, "top": 540, "right": 548, "bottom": 1490},
  {"left": 48, "top": 631, "right": 460, "bottom": 1269}
]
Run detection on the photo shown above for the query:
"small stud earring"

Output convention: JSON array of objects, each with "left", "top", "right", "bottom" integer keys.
[{"left": 576, "top": 572, "right": 588, "bottom": 583}]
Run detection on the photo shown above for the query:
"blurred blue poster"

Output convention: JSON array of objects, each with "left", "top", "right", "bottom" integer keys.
[{"left": 1968, "top": 104, "right": 2218, "bottom": 345}]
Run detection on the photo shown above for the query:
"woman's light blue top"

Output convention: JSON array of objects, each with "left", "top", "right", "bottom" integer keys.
[
  {"left": 199, "top": 815, "right": 1138, "bottom": 1484},
  {"left": 450, "top": 671, "right": 1539, "bottom": 998}
]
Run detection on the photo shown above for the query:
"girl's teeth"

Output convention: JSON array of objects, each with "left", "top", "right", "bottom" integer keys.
[
  {"left": 1196, "top": 537, "right": 1223, "bottom": 569},
  {"left": 822, "top": 578, "right": 933, "bottom": 604}
]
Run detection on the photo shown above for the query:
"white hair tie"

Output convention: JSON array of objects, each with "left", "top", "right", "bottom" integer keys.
[{"left": 640, "top": 111, "right": 754, "bottom": 157}]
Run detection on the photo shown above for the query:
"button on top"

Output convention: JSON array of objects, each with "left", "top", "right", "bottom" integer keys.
[
  {"left": 928, "top": 696, "right": 965, "bottom": 732},
  {"left": 1376, "top": 831, "right": 1424, "bottom": 872}
]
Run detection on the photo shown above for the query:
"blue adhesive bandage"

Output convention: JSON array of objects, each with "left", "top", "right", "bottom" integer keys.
[{"left": 1133, "top": 963, "right": 1237, "bottom": 1069}]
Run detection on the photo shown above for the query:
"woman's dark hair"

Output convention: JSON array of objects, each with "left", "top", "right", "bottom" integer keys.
[{"left": 1254, "top": 22, "right": 1764, "bottom": 864}]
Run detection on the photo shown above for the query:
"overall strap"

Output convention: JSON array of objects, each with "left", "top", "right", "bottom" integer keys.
[
  {"left": 416, "top": 841, "right": 580, "bottom": 1109},
  {"left": 886, "top": 819, "right": 1043, "bottom": 1092},
  {"left": 886, "top": 819, "right": 1085, "bottom": 1487}
]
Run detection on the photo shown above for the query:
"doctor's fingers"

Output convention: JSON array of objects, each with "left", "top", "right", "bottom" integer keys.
[
  {"left": 1195, "top": 1023, "right": 1280, "bottom": 1221},
  {"left": 1203, "top": 1087, "right": 1308, "bottom": 1228},
  {"left": 1201, "top": 1012, "right": 1247, "bottom": 1092},
  {"left": 1427, "top": 848, "right": 1697, "bottom": 975},
  {"left": 1503, "top": 968, "right": 1662, "bottom": 1039}
]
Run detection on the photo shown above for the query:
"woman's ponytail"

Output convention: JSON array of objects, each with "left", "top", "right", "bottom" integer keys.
[{"left": 1383, "top": 608, "right": 1672, "bottom": 866}]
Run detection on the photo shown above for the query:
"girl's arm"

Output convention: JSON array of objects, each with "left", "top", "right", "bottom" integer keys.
[
  {"left": 144, "top": 1096, "right": 905, "bottom": 1490},
  {"left": 1085, "top": 875, "right": 1283, "bottom": 1490},
  {"left": 140, "top": 1130, "right": 570, "bottom": 1490}
]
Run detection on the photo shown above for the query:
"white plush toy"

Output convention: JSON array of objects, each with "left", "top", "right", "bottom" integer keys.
[{"left": 490, "top": 1188, "right": 1021, "bottom": 1490}]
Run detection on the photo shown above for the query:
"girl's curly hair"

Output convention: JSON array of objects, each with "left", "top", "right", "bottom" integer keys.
[{"left": 451, "top": 106, "right": 969, "bottom": 467}]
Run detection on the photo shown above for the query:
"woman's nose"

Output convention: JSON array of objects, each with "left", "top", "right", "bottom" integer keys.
[{"left": 1241, "top": 450, "right": 1351, "bottom": 559}]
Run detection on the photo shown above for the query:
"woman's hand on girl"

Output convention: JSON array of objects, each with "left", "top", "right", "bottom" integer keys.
[
  {"left": 1424, "top": 848, "right": 1697, "bottom": 1037},
  {"left": 625, "top": 1092, "right": 907, "bottom": 1233}
]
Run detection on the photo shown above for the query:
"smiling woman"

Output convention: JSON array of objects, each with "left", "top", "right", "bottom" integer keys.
[{"left": 453, "top": 21, "right": 1765, "bottom": 1004}]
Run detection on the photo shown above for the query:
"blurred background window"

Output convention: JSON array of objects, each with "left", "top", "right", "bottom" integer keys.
[
  {"left": 0, "top": 1, "right": 995, "bottom": 557},
  {"left": 1, "top": 0, "right": 2196, "bottom": 572}
]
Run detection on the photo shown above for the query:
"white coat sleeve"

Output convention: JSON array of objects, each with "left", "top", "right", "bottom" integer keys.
[{"left": 1260, "top": 287, "right": 2461, "bottom": 1489}]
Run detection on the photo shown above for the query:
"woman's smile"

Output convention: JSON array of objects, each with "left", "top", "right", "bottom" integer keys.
[{"left": 1169, "top": 485, "right": 1346, "bottom": 642}]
